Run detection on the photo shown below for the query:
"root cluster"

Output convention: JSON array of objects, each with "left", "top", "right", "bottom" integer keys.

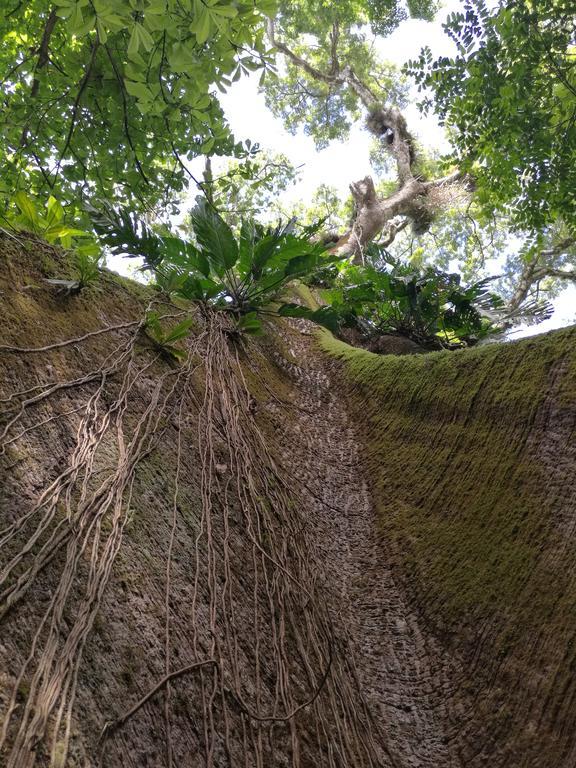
[{"left": 0, "top": 308, "right": 381, "bottom": 766}]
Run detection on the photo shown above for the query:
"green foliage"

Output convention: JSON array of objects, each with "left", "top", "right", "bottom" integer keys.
[
  {"left": 74, "top": 248, "right": 103, "bottom": 289},
  {"left": 0, "top": 0, "right": 274, "bottom": 212},
  {"left": 1, "top": 191, "right": 103, "bottom": 294},
  {"left": 89, "top": 200, "right": 336, "bottom": 335},
  {"left": 264, "top": 43, "right": 406, "bottom": 148},
  {"left": 6, "top": 192, "right": 90, "bottom": 248},
  {"left": 407, "top": 0, "right": 576, "bottom": 232},
  {"left": 198, "top": 152, "right": 301, "bottom": 228},
  {"left": 316, "top": 246, "right": 507, "bottom": 348},
  {"left": 143, "top": 313, "right": 195, "bottom": 361},
  {"left": 261, "top": 0, "right": 438, "bottom": 147},
  {"left": 276, "top": 0, "right": 437, "bottom": 42}
]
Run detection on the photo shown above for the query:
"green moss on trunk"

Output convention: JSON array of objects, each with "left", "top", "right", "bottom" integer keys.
[{"left": 321, "top": 327, "right": 576, "bottom": 753}]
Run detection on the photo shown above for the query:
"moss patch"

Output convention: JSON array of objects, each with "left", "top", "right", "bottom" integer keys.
[
  {"left": 321, "top": 326, "right": 576, "bottom": 752},
  {"left": 320, "top": 327, "right": 576, "bottom": 614}
]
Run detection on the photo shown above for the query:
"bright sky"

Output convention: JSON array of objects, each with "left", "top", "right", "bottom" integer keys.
[
  {"left": 112, "top": 0, "right": 576, "bottom": 338},
  {"left": 205, "top": 2, "right": 463, "bottom": 206}
]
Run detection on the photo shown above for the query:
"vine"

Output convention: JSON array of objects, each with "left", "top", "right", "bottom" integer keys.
[{"left": 0, "top": 295, "right": 383, "bottom": 766}]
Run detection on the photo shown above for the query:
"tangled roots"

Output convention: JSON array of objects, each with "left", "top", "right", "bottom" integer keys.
[{"left": 0, "top": 308, "right": 381, "bottom": 767}]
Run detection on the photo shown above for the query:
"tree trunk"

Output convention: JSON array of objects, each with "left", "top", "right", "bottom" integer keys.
[{"left": 1, "top": 235, "right": 576, "bottom": 767}]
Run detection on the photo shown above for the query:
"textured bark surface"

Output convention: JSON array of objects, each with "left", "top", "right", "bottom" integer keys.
[
  {"left": 2, "top": 235, "right": 576, "bottom": 766},
  {"left": 322, "top": 329, "right": 576, "bottom": 766}
]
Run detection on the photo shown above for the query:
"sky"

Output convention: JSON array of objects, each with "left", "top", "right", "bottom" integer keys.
[
  {"left": 208, "top": 2, "right": 463, "bottom": 206},
  {"left": 111, "top": 0, "right": 576, "bottom": 338}
]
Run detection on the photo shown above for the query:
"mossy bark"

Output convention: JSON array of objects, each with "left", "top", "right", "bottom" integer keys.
[
  {"left": 2, "top": 233, "right": 576, "bottom": 767},
  {"left": 322, "top": 328, "right": 576, "bottom": 766}
]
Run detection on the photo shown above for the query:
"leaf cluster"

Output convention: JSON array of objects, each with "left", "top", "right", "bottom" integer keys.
[
  {"left": 3, "top": 191, "right": 103, "bottom": 293},
  {"left": 143, "top": 313, "right": 195, "bottom": 361},
  {"left": 406, "top": 0, "right": 576, "bottom": 232},
  {"left": 317, "top": 246, "right": 505, "bottom": 348},
  {"left": 89, "top": 199, "right": 338, "bottom": 335},
  {"left": 0, "top": 0, "right": 274, "bottom": 213}
]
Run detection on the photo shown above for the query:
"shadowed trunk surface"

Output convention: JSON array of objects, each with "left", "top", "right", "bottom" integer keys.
[{"left": 1, "top": 235, "right": 576, "bottom": 767}]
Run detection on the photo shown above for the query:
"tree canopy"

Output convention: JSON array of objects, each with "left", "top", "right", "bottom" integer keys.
[
  {"left": 0, "top": 0, "right": 274, "bottom": 211},
  {"left": 408, "top": 0, "right": 576, "bottom": 233},
  {"left": 0, "top": 0, "right": 575, "bottom": 338}
]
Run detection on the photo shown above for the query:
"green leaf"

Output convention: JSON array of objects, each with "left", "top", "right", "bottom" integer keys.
[
  {"left": 190, "top": 198, "right": 238, "bottom": 274},
  {"left": 284, "top": 252, "right": 318, "bottom": 277},
  {"left": 175, "top": 275, "right": 222, "bottom": 301},
  {"left": 192, "top": 7, "right": 211, "bottom": 44},
  {"left": 128, "top": 23, "right": 140, "bottom": 57},
  {"left": 124, "top": 80, "right": 151, "bottom": 100},
  {"left": 212, "top": 4, "right": 237, "bottom": 17},
  {"left": 46, "top": 196, "right": 64, "bottom": 227},
  {"left": 128, "top": 22, "right": 153, "bottom": 57},
  {"left": 14, "top": 191, "right": 40, "bottom": 229},
  {"left": 163, "top": 317, "right": 195, "bottom": 344},
  {"left": 237, "top": 218, "right": 256, "bottom": 277},
  {"left": 163, "top": 345, "right": 187, "bottom": 361},
  {"left": 237, "top": 312, "right": 263, "bottom": 335}
]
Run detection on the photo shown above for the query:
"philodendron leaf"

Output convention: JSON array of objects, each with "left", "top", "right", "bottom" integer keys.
[
  {"left": 162, "top": 237, "right": 210, "bottom": 278},
  {"left": 190, "top": 198, "right": 238, "bottom": 275},
  {"left": 14, "top": 191, "right": 41, "bottom": 230},
  {"left": 176, "top": 275, "right": 222, "bottom": 301},
  {"left": 237, "top": 218, "right": 257, "bottom": 277},
  {"left": 237, "top": 312, "right": 263, "bottom": 335},
  {"left": 163, "top": 345, "right": 187, "bottom": 362},
  {"left": 284, "top": 252, "right": 318, "bottom": 277},
  {"left": 162, "top": 317, "right": 195, "bottom": 344}
]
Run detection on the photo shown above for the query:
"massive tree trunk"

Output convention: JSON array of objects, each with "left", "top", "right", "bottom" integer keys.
[{"left": 1, "top": 235, "right": 576, "bottom": 767}]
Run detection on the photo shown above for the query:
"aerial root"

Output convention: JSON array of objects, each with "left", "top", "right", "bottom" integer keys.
[{"left": 0, "top": 309, "right": 380, "bottom": 767}]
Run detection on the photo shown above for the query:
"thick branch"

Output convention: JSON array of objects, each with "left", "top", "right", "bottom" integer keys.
[
  {"left": 267, "top": 17, "right": 470, "bottom": 262},
  {"left": 332, "top": 177, "right": 426, "bottom": 263},
  {"left": 423, "top": 170, "right": 467, "bottom": 189},
  {"left": 366, "top": 105, "right": 417, "bottom": 183},
  {"left": 267, "top": 19, "right": 338, "bottom": 86},
  {"left": 540, "top": 237, "right": 575, "bottom": 258},
  {"left": 328, "top": 21, "right": 340, "bottom": 76},
  {"left": 508, "top": 259, "right": 540, "bottom": 312},
  {"left": 508, "top": 237, "right": 576, "bottom": 312},
  {"left": 266, "top": 19, "right": 377, "bottom": 106},
  {"left": 340, "top": 64, "right": 378, "bottom": 108},
  {"left": 30, "top": 9, "right": 58, "bottom": 99}
]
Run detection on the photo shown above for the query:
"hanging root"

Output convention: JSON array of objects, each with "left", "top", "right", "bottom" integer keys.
[{"left": 0, "top": 308, "right": 382, "bottom": 767}]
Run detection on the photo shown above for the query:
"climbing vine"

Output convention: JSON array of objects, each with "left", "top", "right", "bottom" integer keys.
[{"left": 0, "top": 247, "right": 383, "bottom": 764}]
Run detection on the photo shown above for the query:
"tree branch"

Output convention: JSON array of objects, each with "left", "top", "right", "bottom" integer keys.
[
  {"left": 20, "top": 9, "right": 58, "bottom": 146},
  {"left": 379, "top": 216, "right": 410, "bottom": 247},
  {"left": 52, "top": 40, "right": 100, "bottom": 182},
  {"left": 332, "top": 177, "right": 426, "bottom": 262},
  {"left": 328, "top": 21, "right": 340, "bottom": 76},
  {"left": 30, "top": 9, "right": 58, "bottom": 98},
  {"left": 542, "top": 268, "right": 576, "bottom": 281},
  {"left": 508, "top": 237, "right": 576, "bottom": 312},
  {"left": 423, "top": 170, "right": 466, "bottom": 189},
  {"left": 267, "top": 19, "right": 339, "bottom": 86},
  {"left": 267, "top": 16, "right": 468, "bottom": 262}
]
